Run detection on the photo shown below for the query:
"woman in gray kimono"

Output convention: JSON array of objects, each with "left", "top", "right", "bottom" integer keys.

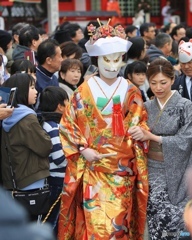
[{"left": 129, "top": 58, "right": 192, "bottom": 239}]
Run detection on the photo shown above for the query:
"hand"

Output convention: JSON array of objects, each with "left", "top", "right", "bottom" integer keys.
[
  {"left": 128, "top": 126, "right": 145, "bottom": 141},
  {"left": 81, "top": 148, "right": 101, "bottom": 162},
  {"left": 84, "top": 71, "right": 98, "bottom": 82},
  {"left": 0, "top": 103, "right": 14, "bottom": 120}
]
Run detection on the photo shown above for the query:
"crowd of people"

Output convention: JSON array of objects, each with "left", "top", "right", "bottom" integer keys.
[{"left": 1, "top": 16, "right": 192, "bottom": 240}]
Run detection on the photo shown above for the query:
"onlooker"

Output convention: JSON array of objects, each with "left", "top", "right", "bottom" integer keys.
[
  {"left": 170, "top": 24, "right": 186, "bottom": 43},
  {"left": 6, "top": 22, "right": 28, "bottom": 72},
  {"left": 60, "top": 41, "right": 82, "bottom": 60},
  {"left": 125, "top": 25, "right": 138, "bottom": 39},
  {"left": 146, "top": 32, "right": 172, "bottom": 63},
  {"left": 120, "top": 36, "right": 147, "bottom": 76},
  {"left": 172, "top": 40, "right": 192, "bottom": 100},
  {"left": 0, "top": 30, "right": 12, "bottom": 82},
  {"left": 1, "top": 73, "right": 52, "bottom": 220},
  {"left": 139, "top": 22, "right": 156, "bottom": 48},
  {"left": 0, "top": 30, "right": 12, "bottom": 55},
  {"left": 54, "top": 23, "right": 84, "bottom": 45},
  {"left": 37, "top": 27, "right": 49, "bottom": 41},
  {"left": 124, "top": 60, "right": 147, "bottom": 101},
  {"left": 161, "top": 22, "right": 176, "bottom": 34},
  {"left": 12, "top": 24, "right": 42, "bottom": 63},
  {"left": 131, "top": 58, "right": 192, "bottom": 239},
  {"left": 10, "top": 59, "right": 36, "bottom": 81},
  {"left": 39, "top": 86, "right": 68, "bottom": 236},
  {"left": 161, "top": 0, "right": 172, "bottom": 26},
  {"left": 186, "top": 27, "right": 192, "bottom": 39},
  {"left": 58, "top": 58, "right": 83, "bottom": 98},
  {"left": 36, "top": 38, "right": 62, "bottom": 94},
  {"left": 119, "top": 36, "right": 149, "bottom": 100}
]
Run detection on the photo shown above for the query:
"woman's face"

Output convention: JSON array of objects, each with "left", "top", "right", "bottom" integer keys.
[
  {"left": 149, "top": 72, "right": 174, "bottom": 103},
  {"left": 28, "top": 83, "right": 37, "bottom": 105},
  {"left": 60, "top": 66, "right": 81, "bottom": 86}
]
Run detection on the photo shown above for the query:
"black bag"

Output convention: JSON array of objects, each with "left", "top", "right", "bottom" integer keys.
[
  {"left": 12, "top": 187, "right": 50, "bottom": 216},
  {"left": 5, "top": 141, "right": 50, "bottom": 216}
]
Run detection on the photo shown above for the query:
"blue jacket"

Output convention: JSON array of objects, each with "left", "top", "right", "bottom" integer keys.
[{"left": 36, "top": 66, "right": 59, "bottom": 94}]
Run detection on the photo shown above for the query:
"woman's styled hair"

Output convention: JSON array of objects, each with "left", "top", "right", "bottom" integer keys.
[
  {"left": 124, "top": 60, "right": 147, "bottom": 79},
  {"left": 58, "top": 58, "right": 83, "bottom": 82},
  {"left": 39, "top": 86, "right": 68, "bottom": 112},
  {"left": 146, "top": 58, "right": 175, "bottom": 81},
  {"left": 2, "top": 73, "right": 35, "bottom": 107},
  {"left": 10, "top": 59, "right": 36, "bottom": 75},
  {"left": 60, "top": 41, "right": 82, "bottom": 59}
]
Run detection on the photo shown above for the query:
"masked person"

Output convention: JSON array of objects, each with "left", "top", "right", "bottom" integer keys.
[{"left": 58, "top": 22, "right": 149, "bottom": 240}]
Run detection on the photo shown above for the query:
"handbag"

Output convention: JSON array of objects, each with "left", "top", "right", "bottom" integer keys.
[
  {"left": 12, "top": 187, "right": 50, "bottom": 216},
  {"left": 6, "top": 144, "right": 50, "bottom": 216}
]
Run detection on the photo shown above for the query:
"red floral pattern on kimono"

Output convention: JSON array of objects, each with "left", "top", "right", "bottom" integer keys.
[{"left": 58, "top": 80, "right": 149, "bottom": 240}]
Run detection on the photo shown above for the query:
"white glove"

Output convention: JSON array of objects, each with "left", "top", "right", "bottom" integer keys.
[{"left": 81, "top": 148, "right": 101, "bottom": 162}]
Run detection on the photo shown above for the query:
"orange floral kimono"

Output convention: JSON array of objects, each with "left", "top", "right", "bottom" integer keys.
[{"left": 58, "top": 77, "right": 148, "bottom": 240}]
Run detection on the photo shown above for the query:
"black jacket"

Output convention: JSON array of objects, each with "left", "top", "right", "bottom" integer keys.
[{"left": 172, "top": 73, "right": 191, "bottom": 100}]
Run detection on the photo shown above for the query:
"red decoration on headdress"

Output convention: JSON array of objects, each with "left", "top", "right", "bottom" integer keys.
[{"left": 87, "top": 19, "right": 126, "bottom": 44}]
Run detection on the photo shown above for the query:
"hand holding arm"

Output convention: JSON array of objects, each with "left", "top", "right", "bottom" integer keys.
[{"left": 128, "top": 126, "right": 162, "bottom": 143}]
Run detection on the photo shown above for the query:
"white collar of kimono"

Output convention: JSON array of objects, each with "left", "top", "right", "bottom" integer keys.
[{"left": 157, "top": 90, "right": 176, "bottom": 109}]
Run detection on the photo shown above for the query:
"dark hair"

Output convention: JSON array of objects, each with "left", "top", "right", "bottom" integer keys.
[
  {"left": 170, "top": 24, "right": 186, "bottom": 39},
  {"left": 37, "top": 38, "right": 60, "bottom": 65},
  {"left": 124, "top": 61, "right": 147, "bottom": 79},
  {"left": 186, "top": 27, "right": 192, "bottom": 39},
  {"left": 19, "top": 25, "right": 40, "bottom": 47},
  {"left": 11, "top": 22, "right": 28, "bottom": 36},
  {"left": 154, "top": 33, "right": 172, "bottom": 48},
  {"left": 2, "top": 73, "right": 35, "bottom": 107},
  {"left": 59, "top": 58, "right": 83, "bottom": 81},
  {"left": 139, "top": 23, "right": 155, "bottom": 36},
  {"left": 10, "top": 59, "right": 36, "bottom": 75},
  {"left": 60, "top": 41, "right": 82, "bottom": 59},
  {"left": 146, "top": 58, "right": 174, "bottom": 81},
  {"left": 54, "top": 23, "right": 82, "bottom": 44},
  {"left": 39, "top": 86, "right": 68, "bottom": 112},
  {"left": 125, "top": 25, "right": 138, "bottom": 35},
  {"left": 126, "top": 37, "right": 145, "bottom": 60}
]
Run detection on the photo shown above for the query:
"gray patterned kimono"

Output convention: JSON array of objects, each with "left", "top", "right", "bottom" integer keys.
[{"left": 144, "top": 91, "right": 192, "bottom": 240}]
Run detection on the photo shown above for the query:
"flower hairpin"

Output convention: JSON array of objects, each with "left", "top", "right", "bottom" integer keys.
[{"left": 87, "top": 18, "right": 126, "bottom": 44}]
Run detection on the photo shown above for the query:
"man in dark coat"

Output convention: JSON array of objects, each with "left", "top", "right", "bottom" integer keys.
[{"left": 172, "top": 40, "right": 192, "bottom": 100}]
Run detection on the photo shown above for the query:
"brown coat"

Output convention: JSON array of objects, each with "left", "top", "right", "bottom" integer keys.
[{"left": 1, "top": 114, "right": 52, "bottom": 189}]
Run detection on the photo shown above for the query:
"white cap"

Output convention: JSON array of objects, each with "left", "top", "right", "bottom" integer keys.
[
  {"left": 178, "top": 40, "right": 192, "bottom": 63},
  {"left": 85, "top": 36, "right": 132, "bottom": 56}
]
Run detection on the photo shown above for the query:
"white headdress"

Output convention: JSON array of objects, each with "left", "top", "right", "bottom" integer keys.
[{"left": 85, "top": 19, "right": 132, "bottom": 56}]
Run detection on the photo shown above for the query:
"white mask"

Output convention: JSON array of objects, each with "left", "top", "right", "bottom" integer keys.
[{"left": 98, "top": 52, "right": 124, "bottom": 79}]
